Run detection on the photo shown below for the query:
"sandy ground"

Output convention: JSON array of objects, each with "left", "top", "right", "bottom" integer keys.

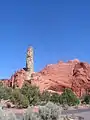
[
  {"left": 75, "top": 112, "right": 90, "bottom": 120},
  {"left": 16, "top": 111, "right": 90, "bottom": 120},
  {"left": 4, "top": 108, "right": 90, "bottom": 120},
  {"left": 3, "top": 108, "right": 26, "bottom": 113}
]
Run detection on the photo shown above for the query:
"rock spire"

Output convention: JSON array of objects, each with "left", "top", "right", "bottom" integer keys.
[{"left": 26, "top": 46, "right": 34, "bottom": 80}]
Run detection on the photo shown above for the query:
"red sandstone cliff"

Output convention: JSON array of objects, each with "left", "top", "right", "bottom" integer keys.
[
  {"left": 2, "top": 69, "right": 26, "bottom": 88},
  {"left": 2, "top": 59, "right": 90, "bottom": 97},
  {"left": 30, "top": 59, "right": 90, "bottom": 96}
]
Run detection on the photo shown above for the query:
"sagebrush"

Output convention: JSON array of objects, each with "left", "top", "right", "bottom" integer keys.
[{"left": 24, "top": 102, "right": 62, "bottom": 120}]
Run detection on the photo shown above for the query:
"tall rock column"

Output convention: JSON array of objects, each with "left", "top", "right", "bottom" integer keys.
[{"left": 26, "top": 46, "right": 34, "bottom": 80}]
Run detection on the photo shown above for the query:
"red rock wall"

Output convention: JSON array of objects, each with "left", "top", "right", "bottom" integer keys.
[
  {"left": 2, "top": 69, "right": 26, "bottom": 88},
  {"left": 31, "top": 60, "right": 90, "bottom": 97},
  {"left": 2, "top": 59, "right": 90, "bottom": 97}
]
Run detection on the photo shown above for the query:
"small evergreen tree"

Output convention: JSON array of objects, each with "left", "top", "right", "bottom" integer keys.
[
  {"left": 10, "top": 89, "right": 29, "bottom": 108},
  {"left": 0, "top": 85, "right": 12, "bottom": 100},
  {"left": 21, "top": 83, "right": 40, "bottom": 105},
  {"left": 50, "top": 93, "right": 60, "bottom": 104},
  {"left": 40, "top": 91, "right": 51, "bottom": 103},
  {"left": 82, "top": 94, "right": 90, "bottom": 104},
  {"left": 60, "top": 88, "right": 80, "bottom": 106}
]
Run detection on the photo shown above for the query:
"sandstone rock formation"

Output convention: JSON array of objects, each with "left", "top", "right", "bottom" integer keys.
[
  {"left": 31, "top": 59, "right": 78, "bottom": 94},
  {"left": 30, "top": 60, "right": 90, "bottom": 97},
  {"left": 1, "top": 47, "right": 90, "bottom": 97},
  {"left": 2, "top": 46, "right": 34, "bottom": 88},
  {"left": 26, "top": 46, "right": 34, "bottom": 80},
  {"left": 2, "top": 69, "right": 26, "bottom": 88},
  {"left": 72, "top": 62, "right": 90, "bottom": 96}
]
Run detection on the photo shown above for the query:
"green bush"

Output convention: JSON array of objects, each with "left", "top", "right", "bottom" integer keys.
[
  {"left": 18, "top": 95, "right": 29, "bottom": 108},
  {"left": 39, "top": 102, "right": 62, "bottom": 120},
  {"left": 21, "top": 83, "right": 40, "bottom": 105},
  {"left": 40, "top": 91, "right": 51, "bottom": 103},
  {"left": 10, "top": 89, "right": 29, "bottom": 108},
  {"left": 82, "top": 94, "right": 90, "bottom": 104},
  {"left": 40, "top": 89, "right": 80, "bottom": 106},
  {"left": 0, "top": 82, "right": 12, "bottom": 100},
  {"left": 10, "top": 89, "right": 21, "bottom": 104},
  {"left": 0, "top": 86, "right": 12, "bottom": 100},
  {"left": 50, "top": 93, "right": 60, "bottom": 104},
  {"left": 24, "top": 102, "right": 62, "bottom": 120},
  {"left": 60, "top": 88, "right": 80, "bottom": 106},
  {"left": 23, "top": 106, "right": 40, "bottom": 120},
  {"left": 0, "top": 82, "right": 80, "bottom": 108}
]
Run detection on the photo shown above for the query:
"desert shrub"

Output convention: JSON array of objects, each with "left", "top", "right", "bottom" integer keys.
[
  {"left": 21, "top": 83, "right": 40, "bottom": 105},
  {"left": 23, "top": 106, "right": 40, "bottom": 120},
  {"left": 40, "top": 91, "right": 51, "bottom": 103},
  {"left": 82, "top": 94, "right": 90, "bottom": 104},
  {"left": 18, "top": 95, "right": 29, "bottom": 108},
  {"left": 50, "top": 93, "right": 60, "bottom": 104},
  {"left": 10, "top": 89, "right": 29, "bottom": 108},
  {"left": 10, "top": 89, "right": 21, "bottom": 104},
  {"left": 0, "top": 107, "right": 18, "bottom": 120},
  {"left": 60, "top": 88, "right": 80, "bottom": 106},
  {"left": 39, "top": 102, "right": 62, "bottom": 120},
  {"left": 0, "top": 86, "right": 12, "bottom": 100},
  {"left": 24, "top": 102, "right": 62, "bottom": 120}
]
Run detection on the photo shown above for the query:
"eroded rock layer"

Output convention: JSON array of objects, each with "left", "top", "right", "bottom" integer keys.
[{"left": 2, "top": 59, "right": 90, "bottom": 97}]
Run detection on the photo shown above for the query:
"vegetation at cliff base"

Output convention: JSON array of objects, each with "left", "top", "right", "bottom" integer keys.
[
  {"left": 0, "top": 82, "right": 80, "bottom": 108},
  {"left": 81, "top": 94, "right": 90, "bottom": 104},
  {"left": 50, "top": 93, "right": 60, "bottom": 103},
  {"left": 21, "top": 83, "right": 41, "bottom": 105},
  {"left": 0, "top": 83, "right": 86, "bottom": 120},
  {"left": 0, "top": 82, "right": 12, "bottom": 100},
  {"left": 10, "top": 88, "right": 29, "bottom": 108},
  {"left": 40, "top": 91, "right": 51, "bottom": 103},
  {"left": 60, "top": 88, "right": 80, "bottom": 106},
  {"left": 0, "top": 101, "right": 78, "bottom": 120}
]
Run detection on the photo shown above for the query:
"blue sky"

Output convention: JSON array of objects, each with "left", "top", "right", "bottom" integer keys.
[{"left": 0, "top": 0, "right": 90, "bottom": 78}]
